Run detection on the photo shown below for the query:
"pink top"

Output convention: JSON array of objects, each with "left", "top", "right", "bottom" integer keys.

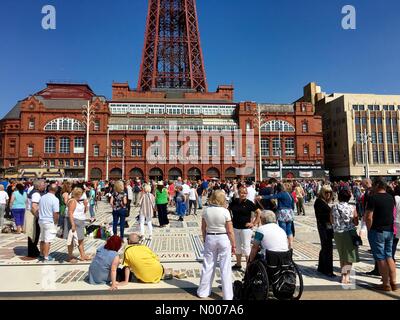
[{"left": 394, "top": 207, "right": 397, "bottom": 236}]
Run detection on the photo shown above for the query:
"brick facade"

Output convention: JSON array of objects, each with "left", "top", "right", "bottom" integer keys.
[{"left": 0, "top": 83, "right": 325, "bottom": 181}]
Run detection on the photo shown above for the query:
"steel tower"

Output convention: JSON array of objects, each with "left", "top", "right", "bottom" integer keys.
[{"left": 137, "top": 0, "right": 208, "bottom": 92}]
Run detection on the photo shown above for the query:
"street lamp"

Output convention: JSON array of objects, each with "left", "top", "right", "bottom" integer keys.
[
  {"left": 106, "top": 125, "right": 110, "bottom": 181},
  {"left": 278, "top": 130, "right": 283, "bottom": 181},
  {"left": 361, "top": 129, "right": 370, "bottom": 179},
  {"left": 82, "top": 101, "right": 96, "bottom": 182},
  {"left": 122, "top": 138, "right": 125, "bottom": 180},
  {"left": 253, "top": 104, "right": 268, "bottom": 182}
]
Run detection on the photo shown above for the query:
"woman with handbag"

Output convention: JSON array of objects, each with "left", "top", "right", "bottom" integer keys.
[
  {"left": 314, "top": 185, "right": 335, "bottom": 277},
  {"left": 138, "top": 184, "right": 156, "bottom": 240},
  {"left": 331, "top": 188, "right": 360, "bottom": 284}
]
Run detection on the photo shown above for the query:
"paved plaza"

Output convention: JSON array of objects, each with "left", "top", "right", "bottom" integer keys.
[{"left": 0, "top": 199, "right": 399, "bottom": 300}]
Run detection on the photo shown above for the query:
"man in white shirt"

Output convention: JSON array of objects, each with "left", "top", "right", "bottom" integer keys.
[
  {"left": 0, "top": 185, "right": 9, "bottom": 229},
  {"left": 182, "top": 180, "right": 191, "bottom": 215},
  {"left": 248, "top": 210, "right": 289, "bottom": 263},
  {"left": 246, "top": 181, "right": 256, "bottom": 204},
  {"left": 25, "top": 180, "right": 46, "bottom": 259},
  {"left": 38, "top": 183, "right": 60, "bottom": 262}
]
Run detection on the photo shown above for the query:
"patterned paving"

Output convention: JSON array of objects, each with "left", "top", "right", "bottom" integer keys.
[{"left": 0, "top": 199, "right": 383, "bottom": 265}]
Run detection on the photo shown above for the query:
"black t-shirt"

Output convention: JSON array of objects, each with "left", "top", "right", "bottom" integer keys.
[
  {"left": 366, "top": 193, "right": 394, "bottom": 232},
  {"left": 228, "top": 198, "right": 259, "bottom": 229},
  {"left": 314, "top": 198, "right": 331, "bottom": 225}
]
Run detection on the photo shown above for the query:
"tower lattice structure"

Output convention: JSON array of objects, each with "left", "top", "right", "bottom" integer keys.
[{"left": 138, "top": 0, "right": 208, "bottom": 92}]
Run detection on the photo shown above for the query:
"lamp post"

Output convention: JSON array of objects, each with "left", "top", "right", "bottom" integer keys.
[
  {"left": 253, "top": 104, "right": 267, "bottom": 182},
  {"left": 82, "top": 101, "right": 95, "bottom": 182},
  {"left": 122, "top": 138, "right": 125, "bottom": 180},
  {"left": 106, "top": 125, "right": 110, "bottom": 181},
  {"left": 279, "top": 130, "right": 283, "bottom": 181},
  {"left": 362, "top": 129, "right": 370, "bottom": 179}
]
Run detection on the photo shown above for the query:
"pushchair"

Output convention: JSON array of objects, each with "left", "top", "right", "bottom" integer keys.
[{"left": 233, "top": 249, "right": 304, "bottom": 300}]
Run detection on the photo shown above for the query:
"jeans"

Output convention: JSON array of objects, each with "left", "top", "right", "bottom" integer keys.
[
  {"left": 189, "top": 200, "right": 197, "bottom": 215},
  {"left": 89, "top": 205, "right": 95, "bottom": 218},
  {"left": 58, "top": 214, "right": 65, "bottom": 228},
  {"left": 278, "top": 220, "right": 293, "bottom": 237},
  {"left": 112, "top": 209, "right": 127, "bottom": 239},
  {"left": 368, "top": 229, "right": 394, "bottom": 261},
  {"left": 198, "top": 195, "right": 203, "bottom": 209},
  {"left": 0, "top": 204, "right": 5, "bottom": 228}
]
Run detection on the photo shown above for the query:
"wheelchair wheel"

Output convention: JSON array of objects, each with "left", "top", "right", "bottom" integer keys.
[
  {"left": 243, "top": 260, "right": 269, "bottom": 300},
  {"left": 292, "top": 262, "right": 304, "bottom": 300}
]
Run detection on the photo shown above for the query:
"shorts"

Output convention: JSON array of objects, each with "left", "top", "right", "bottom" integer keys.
[
  {"left": 233, "top": 228, "right": 252, "bottom": 256},
  {"left": 278, "top": 221, "right": 293, "bottom": 237},
  {"left": 64, "top": 218, "right": 86, "bottom": 241},
  {"left": 39, "top": 223, "right": 57, "bottom": 243},
  {"left": 368, "top": 229, "right": 394, "bottom": 261}
]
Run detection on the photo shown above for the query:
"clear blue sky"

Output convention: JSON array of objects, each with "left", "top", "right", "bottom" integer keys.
[{"left": 1, "top": 0, "right": 400, "bottom": 118}]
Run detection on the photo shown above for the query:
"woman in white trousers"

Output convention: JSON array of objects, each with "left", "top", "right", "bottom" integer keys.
[
  {"left": 138, "top": 184, "right": 155, "bottom": 240},
  {"left": 197, "top": 190, "right": 236, "bottom": 300}
]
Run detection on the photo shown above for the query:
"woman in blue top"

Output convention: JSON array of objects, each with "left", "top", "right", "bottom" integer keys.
[
  {"left": 257, "top": 183, "right": 295, "bottom": 248},
  {"left": 88, "top": 235, "right": 123, "bottom": 290},
  {"left": 10, "top": 183, "right": 28, "bottom": 234}
]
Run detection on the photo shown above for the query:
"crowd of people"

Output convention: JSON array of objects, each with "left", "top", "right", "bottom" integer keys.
[{"left": 0, "top": 175, "right": 399, "bottom": 297}]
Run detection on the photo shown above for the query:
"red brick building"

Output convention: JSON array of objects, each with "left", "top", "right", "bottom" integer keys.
[
  {"left": 0, "top": 82, "right": 325, "bottom": 181},
  {"left": 0, "top": 1, "right": 325, "bottom": 181}
]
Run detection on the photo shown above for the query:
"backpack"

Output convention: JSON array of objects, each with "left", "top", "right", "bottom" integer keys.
[
  {"left": 271, "top": 267, "right": 297, "bottom": 300},
  {"left": 265, "top": 250, "right": 297, "bottom": 300}
]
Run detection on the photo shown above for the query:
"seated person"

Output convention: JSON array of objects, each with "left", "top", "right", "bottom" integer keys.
[
  {"left": 248, "top": 210, "right": 289, "bottom": 264},
  {"left": 88, "top": 235, "right": 123, "bottom": 290},
  {"left": 118, "top": 233, "right": 166, "bottom": 284}
]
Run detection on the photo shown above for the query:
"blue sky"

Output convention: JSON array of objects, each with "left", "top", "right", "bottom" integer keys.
[{"left": 1, "top": 0, "right": 400, "bottom": 118}]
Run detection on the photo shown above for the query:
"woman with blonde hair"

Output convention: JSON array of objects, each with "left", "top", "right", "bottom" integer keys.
[
  {"left": 198, "top": 190, "right": 235, "bottom": 300},
  {"left": 314, "top": 185, "right": 335, "bottom": 277},
  {"left": 59, "top": 181, "right": 72, "bottom": 230},
  {"left": 110, "top": 180, "right": 128, "bottom": 240},
  {"left": 64, "top": 187, "right": 90, "bottom": 263},
  {"left": 138, "top": 184, "right": 156, "bottom": 240}
]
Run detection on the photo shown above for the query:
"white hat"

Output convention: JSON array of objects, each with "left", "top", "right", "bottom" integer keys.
[{"left": 157, "top": 181, "right": 164, "bottom": 186}]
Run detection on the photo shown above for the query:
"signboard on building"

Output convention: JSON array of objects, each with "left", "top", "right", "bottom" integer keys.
[
  {"left": 388, "top": 169, "right": 400, "bottom": 175},
  {"left": 264, "top": 165, "right": 322, "bottom": 170},
  {"left": 267, "top": 171, "right": 281, "bottom": 178},
  {"left": 299, "top": 171, "right": 313, "bottom": 178}
]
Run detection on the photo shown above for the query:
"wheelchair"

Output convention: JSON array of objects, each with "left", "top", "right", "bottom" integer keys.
[{"left": 233, "top": 249, "right": 304, "bottom": 300}]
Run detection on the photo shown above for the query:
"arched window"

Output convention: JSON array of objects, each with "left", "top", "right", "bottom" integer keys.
[
  {"left": 44, "top": 118, "right": 85, "bottom": 131},
  {"left": 261, "top": 120, "right": 295, "bottom": 132}
]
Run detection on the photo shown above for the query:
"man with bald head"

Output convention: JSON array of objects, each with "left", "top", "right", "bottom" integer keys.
[{"left": 119, "top": 233, "right": 164, "bottom": 284}]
